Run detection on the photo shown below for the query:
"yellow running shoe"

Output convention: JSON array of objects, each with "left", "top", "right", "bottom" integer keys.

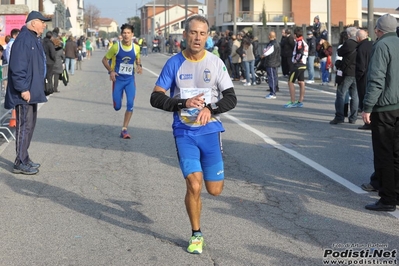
[{"left": 187, "top": 234, "right": 204, "bottom": 254}]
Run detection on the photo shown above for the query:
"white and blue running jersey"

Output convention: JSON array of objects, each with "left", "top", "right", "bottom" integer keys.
[{"left": 156, "top": 51, "right": 234, "bottom": 137}]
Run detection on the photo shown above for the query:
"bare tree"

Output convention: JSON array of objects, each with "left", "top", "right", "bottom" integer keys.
[
  {"left": 84, "top": 4, "right": 101, "bottom": 31},
  {"left": 127, "top": 16, "right": 141, "bottom": 37}
]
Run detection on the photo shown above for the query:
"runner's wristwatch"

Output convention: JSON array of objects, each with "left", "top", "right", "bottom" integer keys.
[{"left": 206, "top": 103, "right": 218, "bottom": 114}]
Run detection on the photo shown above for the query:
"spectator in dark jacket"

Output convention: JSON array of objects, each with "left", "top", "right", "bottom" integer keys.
[
  {"left": 306, "top": 31, "right": 316, "bottom": 83},
  {"left": 52, "top": 27, "right": 60, "bottom": 38},
  {"left": 330, "top": 27, "right": 359, "bottom": 125},
  {"left": 168, "top": 35, "right": 174, "bottom": 54},
  {"left": 316, "top": 36, "right": 333, "bottom": 85},
  {"left": 43, "top": 31, "right": 56, "bottom": 95},
  {"left": 262, "top": 31, "right": 280, "bottom": 99},
  {"left": 355, "top": 29, "right": 374, "bottom": 129},
  {"left": 363, "top": 14, "right": 399, "bottom": 212},
  {"left": 252, "top": 36, "right": 260, "bottom": 65},
  {"left": 52, "top": 37, "right": 65, "bottom": 93},
  {"left": 313, "top": 15, "right": 321, "bottom": 40},
  {"left": 280, "top": 28, "right": 295, "bottom": 76},
  {"left": 64, "top": 35, "right": 78, "bottom": 75},
  {"left": 4, "top": 11, "right": 50, "bottom": 175},
  {"left": 216, "top": 32, "right": 232, "bottom": 76},
  {"left": 216, "top": 33, "right": 226, "bottom": 57}
]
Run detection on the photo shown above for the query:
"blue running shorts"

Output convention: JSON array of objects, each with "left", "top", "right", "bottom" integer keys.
[
  {"left": 112, "top": 78, "right": 136, "bottom": 111},
  {"left": 175, "top": 132, "right": 224, "bottom": 181}
]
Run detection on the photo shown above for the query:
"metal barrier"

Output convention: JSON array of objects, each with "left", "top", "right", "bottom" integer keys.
[{"left": 0, "top": 64, "right": 16, "bottom": 142}]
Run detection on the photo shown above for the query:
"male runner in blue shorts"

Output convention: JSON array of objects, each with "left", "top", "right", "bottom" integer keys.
[
  {"left": 284, "top": 27, "right": 308, "bottom": 108},
  {"left": 102, "top": 24, "right": 142, "bottom": 139},
  {"left": 150, "top": 15, "right": 237, "bottom": 254}
]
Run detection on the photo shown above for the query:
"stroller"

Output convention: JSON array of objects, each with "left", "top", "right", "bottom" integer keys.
[{"left": 254, "top": 57, "right": 268, "bottom": 85}]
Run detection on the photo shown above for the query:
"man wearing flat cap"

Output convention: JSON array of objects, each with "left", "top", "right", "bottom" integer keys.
[
  {"left": 4, "top": 11, "right": 51, "bottom": 175},
  {"left": 362, "top": 14, "right": 399, "bottom": 212}
]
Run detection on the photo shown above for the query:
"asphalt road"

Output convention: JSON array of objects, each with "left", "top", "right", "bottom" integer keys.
[{"left": 0, "top": 50, "right": 398, "bottom": 266}]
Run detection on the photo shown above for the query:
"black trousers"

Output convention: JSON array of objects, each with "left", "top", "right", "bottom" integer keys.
[
  {"left": 369, "top": 172, "right": 380, "bottom": 190},
  {"left": 281, "top": 56, "right": 294, "bottom": 76},
  {"left": 53, "top": 73, "right": 60, "bottom": 92},
  {"left": 232, "top": 63, "right": 240, "bottom": 79},
  {"left": 371, "top": 109, "right": 399, "bottom": 205},
  {"left": 46, "top": 64, "right": 54, "bottom": 92},
  {"left": 15, "top": 104, "right": 37, "bottom": 166},
  {"left": 356, "top": 77, "right": 366, "bottom": 111}
]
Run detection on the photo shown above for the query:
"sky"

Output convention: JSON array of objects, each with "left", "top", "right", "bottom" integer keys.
[
  {"left": 84, "top": 0, "right": 206, "bottom": 27},
  {"left": 85, "top": 0, "right": 398, "bottom": 27},
  {"left": 362, "top": 0, "right": 398, "bottom": 8}
]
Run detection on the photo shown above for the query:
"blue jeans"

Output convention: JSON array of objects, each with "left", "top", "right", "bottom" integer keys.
[
  {"left": 65, "top": 58, "right": 76, "bottom": 75},
  {"left": 244, "top": 60, "right": 255, "bottom": 84},
  {"left": 306, "top": 55, "right": 315, "bottom": 81},
  {"left": 334, "top": 76, "right": 358, "bottom": 122},
  {"left": 141, "top": 47, "right": 148, "bottom": 56},
  {"left": 320, "top": 60, "right": 329, "bottom": 82}
]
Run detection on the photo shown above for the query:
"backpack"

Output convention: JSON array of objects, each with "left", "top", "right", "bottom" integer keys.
[{"left": 59, "top": 68, "right": 69, "bottom": 86}]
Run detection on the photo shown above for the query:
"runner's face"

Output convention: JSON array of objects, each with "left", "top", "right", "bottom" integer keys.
[
  {"left": 122, "top": 29, "right": 133, "bottom": 43},
  {"left": 184, "top": 20, "right": 208, "bottom": 54}
]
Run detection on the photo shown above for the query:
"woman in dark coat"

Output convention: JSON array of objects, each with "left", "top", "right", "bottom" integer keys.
[
  {"left": 52, "top": 37, "right": 65, "bottom": 93},
  {"left": 42, "top": 31, "right": 56, "bottom": 95}
]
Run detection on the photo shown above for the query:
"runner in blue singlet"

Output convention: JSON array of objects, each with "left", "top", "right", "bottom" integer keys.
[
  {"left": 150, "top": 15, "right": 237, "bottom": 254},
  {"left": 102, "top": 24, "right": 142, "bottom": 139}
]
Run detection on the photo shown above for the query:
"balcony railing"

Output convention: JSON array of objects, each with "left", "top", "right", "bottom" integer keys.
[{"left": 223, "top": 11, "right": 294, "bottom": 23}]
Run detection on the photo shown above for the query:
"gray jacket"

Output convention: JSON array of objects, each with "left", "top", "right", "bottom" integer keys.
[
  {"left": 53, "top": 46, "right": 65, "bottom": 74},
  {"left": 363, "top": 32, "right": 399, "bottom": 113}
]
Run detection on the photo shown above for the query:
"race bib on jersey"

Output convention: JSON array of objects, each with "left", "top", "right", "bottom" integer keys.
[
  {"left": 118, "top": 63, "right": 134, "bottom": 75},
  {"left": 180, "top": 88, "right": 212, "bottom": 117}
]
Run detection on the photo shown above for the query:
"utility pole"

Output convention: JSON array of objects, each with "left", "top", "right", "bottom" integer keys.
[
  {"left": 368, "top": 0, "right": 375, "bottom": 40},
  {"left": 327, "top": 0, "right": 331, "bottom": 43},
  {"left": 152, "top": 0, "right": 156, "bottom": 39},
  {"left": 233, "top": 0, "right": 237, "bottom": 34},
  {"left": 185, "top": 0, "right": 188, "bottom": 24}
]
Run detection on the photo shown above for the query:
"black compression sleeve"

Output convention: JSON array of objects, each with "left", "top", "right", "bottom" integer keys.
[
  {"left": 213, "top": 88, "right": 237, "bottom": 114},
  {"left": 150, "top": 91, "right": 187, "bottom": 112}
]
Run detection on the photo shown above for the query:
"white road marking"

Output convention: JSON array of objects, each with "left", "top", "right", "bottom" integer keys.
[{"left": 223, "top": 113, "right": 367, "bottom": 194}]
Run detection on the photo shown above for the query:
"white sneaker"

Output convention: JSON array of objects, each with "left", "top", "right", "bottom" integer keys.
[
  {"left": 265, "top": 94, "right": 276, "bottom": 99},
  {"left": 243, "top": 82, "right": 251, "bottom": 86},
  {"left": 251, "top": 82, "right": 257, "bottom": 86},
  {"left": 305, "top": 80, "right": 314, "bottom": 84},
  {"left": 241, "top": 79, "right": 247, "bottom": 83}
]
